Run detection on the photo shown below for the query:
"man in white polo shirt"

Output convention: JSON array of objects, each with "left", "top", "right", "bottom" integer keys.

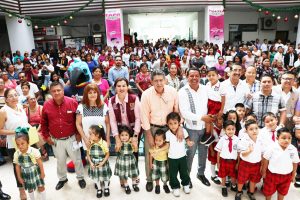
[{"left": 221, "top": 64, "right": 250, "bottom": 113}]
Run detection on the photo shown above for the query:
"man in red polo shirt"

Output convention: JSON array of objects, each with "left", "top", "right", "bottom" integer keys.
[{"left": 41, "top": 81, "right": 86, "bottom": 190}]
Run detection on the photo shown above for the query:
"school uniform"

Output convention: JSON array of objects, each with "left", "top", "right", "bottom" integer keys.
[
  {"left": 166, "top": 129, "right": 190, "bottom": 189},
  {"left": 258, "top": 127, "right": 277, "bottom": 153},
  {"left": 206, "top": 81, "right": 225, "bottom": 115},
  {"left": 215, "top": 135, "right": 239, "bottom": 178},
  {"left": 149, "top": 145, "right": 169, "bottom": 183},
  {"left": 263, "top": 142, "right": 300, "bottom": 196},
  {"left": 237, "top": 134, "right": 263, "bottom": 184},
  {"left": 114, "top": 142, "right": 139, "bottom": 179},
  {"left": 87, "top": 140, "right": 112, "bottom": 182},
  {"left": 13, "top": 147, "right": 44, "bottom": 191}
]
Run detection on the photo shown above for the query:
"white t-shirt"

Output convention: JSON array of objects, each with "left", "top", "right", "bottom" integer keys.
[
  {"left": 16, "top": 82, "right": 39, "bottom": 96},
  {"left": 215, "top": 134, "right": 239, "bottom": 160},
  {"left": 76, "top": 103, "right": 108, "bottom": 150},
  {"left": 206, "top": 81, "right": 225, "bottom": 102},
  {"left": 237, "top": 134, "right": 263, "bottom": 163},
  {"left": 264, "top": 142, "right": 300, "bottom": 174},
  {"left": 258, "top": 127, "right": 277, "bottom": 153},
  {"left": 166, "top": 128, "right": 189, "bottom": 159}
]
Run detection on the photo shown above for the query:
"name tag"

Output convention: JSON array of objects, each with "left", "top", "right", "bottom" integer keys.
[{"left": 67, "top": 110, "right": 73, "bottom": 114}]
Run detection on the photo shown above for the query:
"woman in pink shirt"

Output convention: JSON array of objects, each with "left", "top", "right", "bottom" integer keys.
[
  {"left": 215, "top": 56, "right": 227, "bottom": 79},
  {"left": 92, "top": 67, "right": 110, "bottom": 104},
  {"left": 1, "top": 71, "right": 17, "bottom": 89},
  {"left": 135, "top": 63, "right": 151, "bottom": 98}
]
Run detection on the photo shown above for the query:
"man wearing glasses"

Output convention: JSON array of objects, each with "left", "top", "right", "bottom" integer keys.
[{"left": 273, "top": 71, "right": 298, "bottom": 130}]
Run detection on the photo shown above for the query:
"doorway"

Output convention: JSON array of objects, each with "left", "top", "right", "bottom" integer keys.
[{"left": 275, "top": 31, "right": 289, "bottom": 43}]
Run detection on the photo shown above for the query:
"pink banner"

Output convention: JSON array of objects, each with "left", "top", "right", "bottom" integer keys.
[
  {"left": 208, "top": 6, "right": 224, "bottom": 52},
  {"left": 105, "top": 9, "right": 124, "bottom": 49}
]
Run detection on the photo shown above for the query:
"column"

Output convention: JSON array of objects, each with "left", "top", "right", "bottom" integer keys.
[
  {"left": 297, "top": 14, "right": 300, "bottom": 46},
  {"left": 5, "top": 16, "right": 35, "bottom": 55}
]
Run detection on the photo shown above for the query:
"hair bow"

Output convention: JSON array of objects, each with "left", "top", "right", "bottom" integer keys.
[{"left": 15, "top": 127, "right": 29, "bottom": 136}]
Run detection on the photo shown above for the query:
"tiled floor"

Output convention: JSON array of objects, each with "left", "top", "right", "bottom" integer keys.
[{"left": 0, "top": 156, "right": 298, "bottom": 200}]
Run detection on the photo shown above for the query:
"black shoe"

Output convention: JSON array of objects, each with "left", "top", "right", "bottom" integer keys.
[
  {"left": 125, "top": 186, "right": 131, "bottom": 194},
  {"left": 96, "top": 189, "right": 102, "bottom": 198},
  {"left": 189, "top": 181, "right": 193, "bottom": 188},
  {"left": 132, "top": 184, "right": 139, "bottom": 192},
  {"left": 231, "top": 184, "right": 237, "bottom": 192},
  {"left": 200, "top": 133, "right": 212, "bottom": 144},
  {"left": 204, "top": 135, "right": 216, "bottom": 146},
  {"left": 154, "top": 185, "right": 160, "bottom": 194},
  {"left": 0, "top": 191, "right": 11, "bottom": 200},
  {"left": 163, "top": 184, "right": 170, "bottom": 193},
  {"left": 78, "top": 179, "right": 86, "bottom": 189},
  {"left": 146, "top": 181, "right": 153, "bottom": 192},
  {"left": 95, "top": 183, "right": 98, "bottom": 189},
  {"left": 55, "top": 179, "right": 68, "bottom": 190},
  {"left": 235, "top": 191, "right": 243, "bottom": 200},
  {"left": 222, "top": 187, "right": 228, "bottom": 197},
  {"left": 103, "top": 188, "right": 110, "bottom": 197},
  {"left": 247, "top": 191, "right": 256, "bottom": 200},
  {"left": 294, "top": 177, "right": 300, "bottom": 188},
  {"left": 211, "top": 176, "right": 221, "bottom": 185},
  {"left": 197, "top": 174, "right": 211, "bottom": 186}
]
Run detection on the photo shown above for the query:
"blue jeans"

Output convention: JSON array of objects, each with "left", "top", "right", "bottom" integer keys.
[{"left": 186, "top": 128, "right": 208, "bottom": 176}]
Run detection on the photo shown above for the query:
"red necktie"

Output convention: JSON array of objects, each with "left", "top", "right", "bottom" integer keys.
[
  {"left": 228, "top": 137, "right": 233, "bottom": 153},
  {"left": 271, "top": 130, "right": 275, "bottom": 142}
]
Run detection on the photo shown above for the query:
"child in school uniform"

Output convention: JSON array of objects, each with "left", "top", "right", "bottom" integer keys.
[
  {"left": 14, "top": 127, "right": 46, "bottom": 200},
  {"left": 235, "top": 103, "right": 246, "bottom": 129},
  {"left": 215, "top": 120, "right": 239, "bottom": 197},
  {"left": 236, "top": 120, "right": 263, "bottom": 200},
  {"left": 201, "top": 67, "right": 225, "bottom": 145},
  {"left": 258, "top": 112, "right": 281, "bottom": 150},
  {"left": 208, "top": 117, "right": 222, "bottom": 185},
  {"left": 149, "top": 129, "right": 171, "bottom": 194},
  {"left": 87, "top": 125, "right": 112, "bottom": 198},
  {"left": 262, "top": 128, "right": 300, "bottom": 200},
  {"left": 165, "top": 112, "right": 194, "bottom": 197},
  {"left": 114, "top": 125, "right": 139, "bottom": 194},
  {"left": 238, "top": 113, "right": 258, "bottom": 139}
]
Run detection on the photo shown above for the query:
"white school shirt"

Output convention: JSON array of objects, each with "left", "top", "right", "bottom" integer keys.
[
  {"left": 264, "top": 142, "right": 300, "bottom": 175},
  {"left": 238, "top": 134, "right": 263, "bottom": 163},
  {"left": 206, "top": 81, "right": 225, "bottom": 102},
  {"left": 178, "top": 84, "right": 208, "bottom": 130},
  {"left": 221, "top": 79, "right": 250, "bottom": 113},
  {"left": 215, "top": 135, "right": 239, "bottom": 160},
  {"left": 166, "top": 129, "right": 189, "bottom": 159},
  {"left": 257, "top": 127, "right": 277, "bottom": 153}
]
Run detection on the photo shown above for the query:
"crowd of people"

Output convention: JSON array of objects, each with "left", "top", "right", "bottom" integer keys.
[{"left": 0, "top": 37, "right": 300, "bottom": 200}]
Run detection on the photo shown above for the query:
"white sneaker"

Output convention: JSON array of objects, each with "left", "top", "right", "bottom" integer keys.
[
  {"left": 183, "top": 185, "right": 190, "bottom": 194},
  {"left": 173, "top": 189, "right": 180, "bottom": 197}
]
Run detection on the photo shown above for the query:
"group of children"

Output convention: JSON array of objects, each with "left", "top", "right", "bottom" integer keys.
[{"left": 12, "top": 109, "right": 300, "bottom": 200}]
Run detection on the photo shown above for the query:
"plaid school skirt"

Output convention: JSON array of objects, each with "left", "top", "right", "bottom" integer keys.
[
  {"left": 114, "top": 154, "right": 139, "bottom": 179},
  {"left": 263, "top": 170, "right": 292, "bottom": 196},
  {"left": 21, "top": 165, "right": 44, "bottom": 191},
  {"left": 88, "top": 145, "right": 112, "bottom": 181},
  {"left": 218, "top": 158, "right": 237, "bottom": 178},
  {"left": 237, "top": 159, "right": 261, "bottom": 184},
  {"left": 151, "top": 159, "right": 168, "bottom": 183}
]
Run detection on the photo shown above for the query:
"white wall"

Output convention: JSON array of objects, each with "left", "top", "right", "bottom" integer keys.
[
  {"left": 224, "top": 11, "right": 298, "bottom": 42},
  {"left": 5, "top": 16, "right": 35, "bottom": 54}
]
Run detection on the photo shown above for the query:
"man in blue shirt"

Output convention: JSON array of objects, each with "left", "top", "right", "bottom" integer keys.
[{"left": 108, "top": 55, "right": 129, "bottom": 94}]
